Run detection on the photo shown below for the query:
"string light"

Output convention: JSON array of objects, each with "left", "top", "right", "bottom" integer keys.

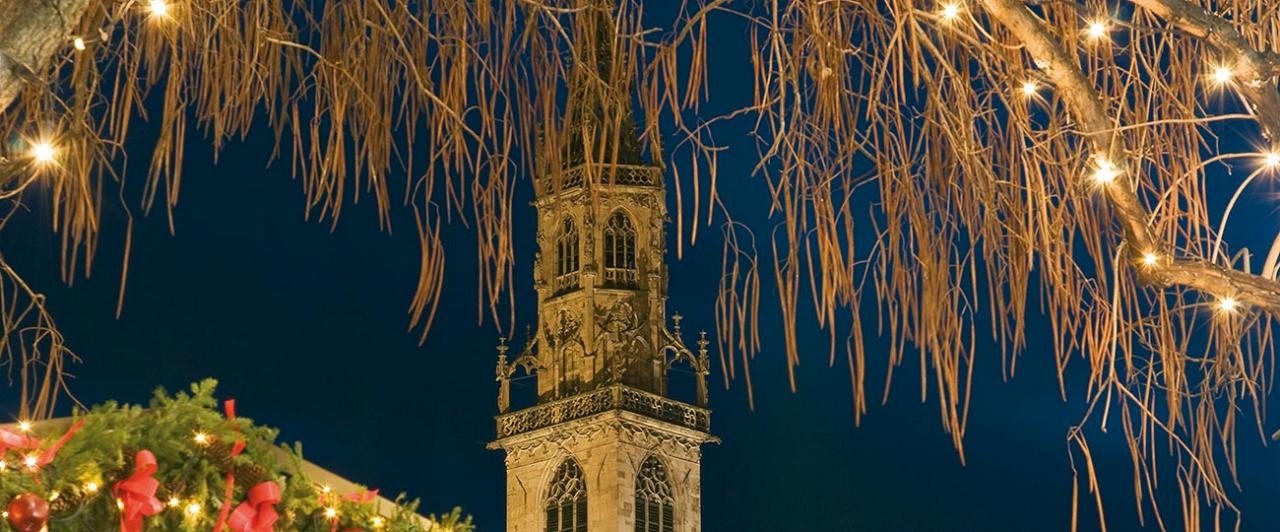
[
  {"left": 148, "top": 0, "right": 170, "bottom": 17},
  {"left": 939, "top": 2, "right": 961, "bottom": 21},
  {"left": 1264, "top": 151, "right": 1280, "bottom": 169},
  {"left": 17, "top": 420, "right": 32, "bottom": 432},
  {"left": 167, "top": 497, "right": 181, "bottom": 508},
  {"left": 324, "top": 507, "right": 339, "bottom": 520},
  {"left": 193, "top": 432, "right": 209, "bottom": 445},
  {"left": 28, "top": 142, "right": 55, "bottom": 164},
  {"left": 117, "top": 499, "right": 126, "bottom": 510},
  {"left": 319, "top": 485, "right": 332, "bottom": 494},
  {"left": 185, "top": 502, "right": 202, "bottom": 516},
  {"left": 0, "top": 460, "right": 7, "bottom": 471},
  {"left": 1211, "top": 65, "right": 1234, "bottom": 85},
  {"left": 73, "top": 37, "right": 86, "bottom": 51},
  {"left": 84, "top": 482, "right": 99, "bottom": 493},
  {"left": 1141, "top": 252, "right": 1159, "bottom": 266},
  {"left": 1021, "top": 81, "right": 1037, "bottom": 97},
  {"left": 1085, "top": 20, "right": 1110, "bottom": 41},
  {"left": 1091, "top": 157, "right": 1120, "bottom": 184},
  {"left": 23, "top": 454, "right": 39, "bottom": 471},
  {"left": 371, "top": 516, "right": 385, "bottom": 528},
  {"left": 1217, "top": 296, "right": 1238, "bottom": 313}
]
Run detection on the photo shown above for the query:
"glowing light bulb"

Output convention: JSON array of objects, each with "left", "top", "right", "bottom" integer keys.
[
  {"left": 148, "top": 0, "right": 170, "bottom": 17},
  {"left": 17, "top": 420, "right": 31, "bottom": 432},
  {"left": 0, "top": 460, "right": 8, "bottom": 471},
  {"left": 167, "top": 497, "right": 181, "bottom": 508},
  {"left": 320, "top": 485, "right": 332, "bottom": 494},
  {"left": 117, "top": 499, "right": 126, "bottom": 510},
  {"left": 1264, "top": 152, "right": 1280, "bottom": 168},
  {"left": 1141, "top": 252, "right": 1158, "bottom": 266},
  {"left": 939, "top": 2, "right": 960, "bottom": 21},
  {"left": 29, "top": 142, "right": 55, "bottom": 164},
  {"left": 372, "top": 516, "right": 385, "bottom": 528},
  {"left": 1021, "top": 81, "right": 1037, "bottom": 97},
  {"left": 84, "top": 482, "right": 99, "bottom": 493},
  {"left": 1212, "top": 66, "right": 1234, "bottom": 85},
  {"left": 1218, "top": 296, "right": 1238, "bottom": 313},
  {"left": 185, "top": 502, "right": 202, "bottom": 515},
  {"left": 193, "top": 432, "right": 209, "bottom": 445},
  {"left": 1091, "top": 157, "right": 1120, "bottom": 184},
  {"left": 23, "top": 454, "right": 39, "bottom": 470},
  {"left": 1085, "top": 20, "right": 1109, "bottom": 40},
  {"left": 324, "top": 507, "right": 339, "bottom": 520}
]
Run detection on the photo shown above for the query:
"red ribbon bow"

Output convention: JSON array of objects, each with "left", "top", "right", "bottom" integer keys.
[
  {"left": 0, "top": 427, "right": 39, "bottom": 454},
  {"left": 114, "top": 450, "right": 164, "bottom": 532},
  {"left": 214, "top": 399, "right": 247, "bottom": 532},
  {"left": 35, "top": 419, "right": 84, "bottom": 468},
  {"left": 227, "top": 481, "right": 281, "bottom": 532},
  {"left": 344, "top": 489, "right": 378, "bottom": 504}
]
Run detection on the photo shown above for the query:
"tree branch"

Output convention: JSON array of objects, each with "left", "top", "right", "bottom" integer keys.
[
  {"left": 0, "top": 0, "right": 92, "bottom": 112},
  {"left": 979, "top": 0, "right": 1280, "bottom": 310},
  {"left": 1128, "top": 0, "right": 1280, "bottom": 142}
]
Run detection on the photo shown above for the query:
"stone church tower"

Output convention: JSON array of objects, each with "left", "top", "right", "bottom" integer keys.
[{"left": 488, "top": 3, "right": 715, "bottom": 531}]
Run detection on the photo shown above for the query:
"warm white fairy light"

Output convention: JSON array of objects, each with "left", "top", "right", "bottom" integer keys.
[
  {"left": 319, "top": 484, "right": 332, "bottom": 494},
  {"left": 185, "top": 502, "right": 202, "bottom": 516},
  {"left": 167, "top": 497, "right": 181, "bottom": 508},
  {"left": 29, "top": 142, "right": 55, "bottom": 164},
  {"left": 371, "top": 516, "right": 385, "bottom": 528},
  {"left": 193, "top": 432, "right": 209, "bottom": 445},
  {"left": 1021, "top": 81, "right": 1037, "bottom": 97},
  {"left": 1264, "top": 151, "right": 1280, "bottom": 168},
  {"left": 0, "top": 460, "right": 8, "bottom": 471},
  {"left": 1091, "top": 157, "right": 1120, "bottom": 184},
  {"left": 117, "top": 499, "right": 126, "bottom": 510},
  {"left": 73, "top": 38, "right": 86, "bottom": 51},
  {"left": 939, "top": 2, "right": 961, "bottom": 21},
  {"left": 23, "top": 454, "right": 39, "bottom": 470},
  {"left": 324, "top": 507, "right": 339, "bottom": 520},
  {"left": 1217, "top": 296, "right": 1238, "bottom": 313},
  {"left": 17, "top": 420, "right": 32, "bottom": 432},
  {"left": 1211, "top": 65, "right": 1234, "bottom": 85},
  {"left": 1085, "top": 20, "right": 1109, "bottom": 41},
  {"left": 1141, "top": 252, "right": 1159, "bottom": 266},
  {"left": 84, "top": 481, "right": 99, "bottom": 493},
  {"left": 148, "top": 0, "right": 170, "bottom": 17}
]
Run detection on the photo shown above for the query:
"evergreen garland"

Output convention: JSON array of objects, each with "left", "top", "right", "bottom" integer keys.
[{"left": 0, "top": 380, "right": 472, "bottom": 531}]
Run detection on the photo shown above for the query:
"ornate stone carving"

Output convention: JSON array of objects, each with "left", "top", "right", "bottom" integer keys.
[
  {"left": 542, "top": 163, "right": 661, "bottom": 193},
  {"left": 594, "top": 298, "right": 651, "bottom": 383},
  {"left": 494, "top": 384, "right": 711, "bottom": 440},
  {"left": 497, "top": 410, "right": 707, "bottom": 468}
]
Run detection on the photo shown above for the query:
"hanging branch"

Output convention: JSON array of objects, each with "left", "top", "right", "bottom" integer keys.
[{"left": 0, "top": 0, "right": 92, "bottom": 111}]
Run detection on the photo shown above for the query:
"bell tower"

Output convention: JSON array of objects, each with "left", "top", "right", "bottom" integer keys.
[{"left": 489, "top": 2, "right": 715, "bottom": 531}]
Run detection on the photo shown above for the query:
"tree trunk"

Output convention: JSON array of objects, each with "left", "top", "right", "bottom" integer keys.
[{"left": 0, "top": 0, "right": 92, "bottom": 112}]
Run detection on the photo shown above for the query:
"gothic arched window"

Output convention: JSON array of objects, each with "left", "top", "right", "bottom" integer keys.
[
  {"left": 634, "top": 456, "right": 675, "bottom": 532},
  {"left": 556, "top": 216, "right": 581, "bottom": 292},
  {"left": 546, "top": 458, "right": 588, "bottom": 532},
  {"left": 603, "top": 210, "right": 638, "bottom": 287}
]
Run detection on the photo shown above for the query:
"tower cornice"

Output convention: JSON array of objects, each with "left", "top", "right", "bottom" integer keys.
[{"left": 490, "top": 383, "right": 714, "bottom": 443}]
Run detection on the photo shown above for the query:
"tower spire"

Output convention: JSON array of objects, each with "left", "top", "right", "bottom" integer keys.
[
  {"left": 490, "top": 3, "right": 714, "bottom": 531},
  {"left": 561, "top": 0, "right": 646, "bottom": 169}
]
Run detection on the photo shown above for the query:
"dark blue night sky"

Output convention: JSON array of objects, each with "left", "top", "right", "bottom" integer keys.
[{"left": 4, "top": 3, "right": 1280, "bottom": 531}]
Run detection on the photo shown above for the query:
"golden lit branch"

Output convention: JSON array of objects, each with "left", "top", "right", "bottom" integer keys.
[{"left": 1130, "top": 0, "right": 1280, "bottom": 141}]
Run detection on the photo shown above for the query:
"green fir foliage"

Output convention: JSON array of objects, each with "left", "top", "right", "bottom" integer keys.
[{"left": 0, "top": 379, "right": 472, "bottom": 531}]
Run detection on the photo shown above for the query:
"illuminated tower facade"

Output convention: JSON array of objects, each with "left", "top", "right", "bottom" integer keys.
[{"left": 489, "top": 3, "right": 715, "bottom": 531}]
